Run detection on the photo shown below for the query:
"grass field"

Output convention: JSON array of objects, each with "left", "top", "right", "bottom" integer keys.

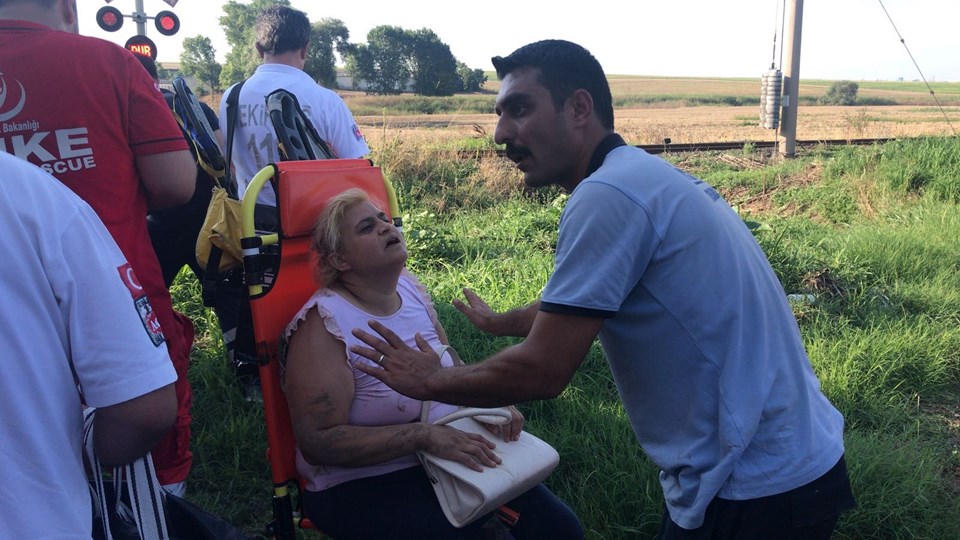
[{"left": 184, "top": 80, "right": 960, "bottom": 538}]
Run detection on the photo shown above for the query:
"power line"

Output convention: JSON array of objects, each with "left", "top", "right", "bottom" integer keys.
[
  {"left": 877, "top": 0, "right": 956, "bottom": 136},
  {"left": 778, "top": 0, "right": 786, "bottom": 70},
  {"left": 769, "top": 0, "right": 787, "bottom": 70},
  {"left": 769, "top": 0, "right": 779, "bottom": 68}
]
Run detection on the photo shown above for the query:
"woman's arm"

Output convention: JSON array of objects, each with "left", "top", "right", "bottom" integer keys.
[{"left": 285, "top": 309, "right": 501, "bottom": 471}]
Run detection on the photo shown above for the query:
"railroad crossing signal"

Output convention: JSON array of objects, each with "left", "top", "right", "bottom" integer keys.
[
  {"left": 154, "top": 11, "right": 180, "bottom": 36},
  {"left": 95, "top": 6, "right": 123, "bottom": 32},
  {"left": 96, "top": 2, "right": 180, "bottom": 61},
  {"left": 94, "top": 4, "right": 180, "bottom": 37}
]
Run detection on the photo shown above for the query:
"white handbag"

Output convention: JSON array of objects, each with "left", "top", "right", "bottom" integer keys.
[{"left": 417, "top": 346, "right": 560, "bottom": 528}]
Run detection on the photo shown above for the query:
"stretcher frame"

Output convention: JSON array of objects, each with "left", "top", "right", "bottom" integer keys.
[{"left": 240, "top": 160, "right": 399, "bottom": 539}]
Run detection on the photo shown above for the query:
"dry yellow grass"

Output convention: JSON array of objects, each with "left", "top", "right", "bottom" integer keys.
[
  {"left": 615, "top": 105, "right": 960, "bottom": 144},
  {"left": 355, "top": 77, "right": 959, "bottom": 147},
  {"left": 356, "top": 104, "right": 959, "bottom": 148}
]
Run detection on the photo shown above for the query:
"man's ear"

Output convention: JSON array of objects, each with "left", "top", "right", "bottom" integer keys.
[
  {"left": 568, "top": 89, "right": 595, "bottom": 127},
  {"left": 61, "top": 0, "right": 79, "bottom": 33},
  {"left": 255, "top": 43, "right": 266, "bottom": 59},
  {"left": 300, "top": 44, "right": 308, "bottom": 60}
]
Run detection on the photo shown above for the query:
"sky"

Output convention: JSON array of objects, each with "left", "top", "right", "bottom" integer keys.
[{"left": 77, "top": 0, "right": 960, "bottom": 82}]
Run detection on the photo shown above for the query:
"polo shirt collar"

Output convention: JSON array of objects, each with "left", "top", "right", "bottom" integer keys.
[{"left": 586, "top": 133, "right": 627, "bottom": 177}]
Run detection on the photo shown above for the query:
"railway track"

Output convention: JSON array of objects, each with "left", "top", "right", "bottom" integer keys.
[
  {"left": 635, "top": 137, "right": 898, "bottom": 155},
  {"left": 458, "top": 137, "right": 899, "bottom": 159}
]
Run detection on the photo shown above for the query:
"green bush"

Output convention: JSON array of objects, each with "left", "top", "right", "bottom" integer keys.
[{"left": 820, "top": 81, "right": 860, "bottom": 105}]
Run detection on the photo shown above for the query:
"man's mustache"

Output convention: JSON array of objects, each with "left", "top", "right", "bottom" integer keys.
[{"left": 504, "top": 144, "right": 531, "bottom": 159}]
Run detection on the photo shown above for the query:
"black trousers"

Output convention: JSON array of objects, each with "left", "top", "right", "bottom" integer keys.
[
  {"left": 658, "top": 455, "right": 856, "bottom": 540},
  {"left": 302, "top": 466, "right": 584, "bottom": 540}
]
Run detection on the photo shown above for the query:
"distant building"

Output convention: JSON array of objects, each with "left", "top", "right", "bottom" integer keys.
[{"left": 158, "top": 61, "right": 199, "bottom": 92}]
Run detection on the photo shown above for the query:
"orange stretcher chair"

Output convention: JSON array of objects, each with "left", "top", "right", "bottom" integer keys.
[{"left": 240, "top": 160, "right": 400, "bottom": 539}]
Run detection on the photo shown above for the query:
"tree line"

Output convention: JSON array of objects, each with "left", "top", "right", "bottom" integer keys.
[{"left": 176, "top": 0, "right": 486, "bottom": 96}]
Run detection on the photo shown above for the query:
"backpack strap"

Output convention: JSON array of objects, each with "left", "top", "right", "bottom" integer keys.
[
  {"left": 200, "top": 247, "right": 225, "bottom": 307},
  {"left": 199, "top": 80, "right": 247, "bottom": 307},
  {"left": 222, "top": 79, "right": 246, "bottom": 199}
]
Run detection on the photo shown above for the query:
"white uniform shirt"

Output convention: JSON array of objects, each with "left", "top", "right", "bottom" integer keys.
[
  {"left": 220, "top": 63, "right": 370, "bottom": 206},
  {"left": 0, "top": 154, "right": 177, "bottom": 538}
]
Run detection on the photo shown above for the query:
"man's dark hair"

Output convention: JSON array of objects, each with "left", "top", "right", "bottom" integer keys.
[
  {"left": 255, "top": 5, "right": 310, "bottom": 55},
  {"left": 492, "top": 40, "right": 614, "bottom": 130},
  {"left": 133, "top": 53, "right": 160, "bottom": 82}
]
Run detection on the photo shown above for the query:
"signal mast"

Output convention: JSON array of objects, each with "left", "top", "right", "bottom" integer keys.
[{"left": 95, "top": 0, "right": 180, "bottom": 61}]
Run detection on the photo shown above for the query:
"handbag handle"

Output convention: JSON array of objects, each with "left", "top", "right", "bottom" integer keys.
[
  {"left": 419, "top": 345, "right": 512, "bottom": 426},
  {"left": 84, "top": 408, "right": 170, "bottom": 540},
  {"left": 431, "top": 407, "right": 513, "bottom": 426}
]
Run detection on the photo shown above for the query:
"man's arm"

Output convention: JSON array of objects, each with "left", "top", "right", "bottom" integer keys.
[
  {"left": 453, "top": 288, "right": 540, "bottom": 337},
  {"left": 199, "top": 101, "right": 224, "bottom": 152},
  {"left": 136, "top": 150, "right": 196, "bottom": 209},
  {"left": 353, "top": 310, "right": 604, "bottom": 407},
  {"left": 55, "top": 175, "right": 180, "bottom": 466},
  {"left": 126, "top": 52, "right": 196, "bottom": 210},
  {"left": 92, "top": 383, "right": 177, "bottom": 467}
]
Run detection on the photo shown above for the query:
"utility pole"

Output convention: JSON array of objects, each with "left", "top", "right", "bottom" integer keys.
[
  {"left": 779, "top": 0, "right": 804, "bottom": 158},
  {"left": 133, "top": 0, "right": 147, "bottom": 36}
]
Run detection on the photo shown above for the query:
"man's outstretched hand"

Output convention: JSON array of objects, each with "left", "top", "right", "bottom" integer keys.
[
  {"left": 352, "top": 320, "right": 442, "bottom": 400},
  {"left": 452, "top": 288, "right": 502, "bottom": 335}
]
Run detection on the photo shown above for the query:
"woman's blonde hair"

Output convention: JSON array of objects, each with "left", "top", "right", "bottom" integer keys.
[{"left": 310, "top": 188, "right": 374, "bottom": 285}]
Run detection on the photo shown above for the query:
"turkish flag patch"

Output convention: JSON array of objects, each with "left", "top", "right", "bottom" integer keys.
[{"left": 117, "top": 263, "right": 165, "bottom": 347}]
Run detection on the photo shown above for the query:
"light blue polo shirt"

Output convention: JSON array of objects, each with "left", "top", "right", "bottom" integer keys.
[{"left": 541, "top": 142, "right": 845, "bottom": 529}]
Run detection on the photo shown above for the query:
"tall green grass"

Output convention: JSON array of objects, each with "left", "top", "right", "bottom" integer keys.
[{"left": 174, "top": 137, "right": 960, "bottom": 538}]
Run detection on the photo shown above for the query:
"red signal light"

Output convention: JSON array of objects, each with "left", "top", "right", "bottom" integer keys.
[
  {"left": 154, "top": 10, "right": 180, "bottom": 37},
  {"left": 95, "top": 6, "right": 124, "bottom": 32}
]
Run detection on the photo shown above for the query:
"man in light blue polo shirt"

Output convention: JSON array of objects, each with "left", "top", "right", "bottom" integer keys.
[{"left": 352, "top": 39, "right": 855, "bottom": 538}]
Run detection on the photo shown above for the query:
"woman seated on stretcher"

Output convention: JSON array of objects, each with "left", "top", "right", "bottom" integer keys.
[{"left": 282, "top": 188, "right": 583, "bottom": 540}]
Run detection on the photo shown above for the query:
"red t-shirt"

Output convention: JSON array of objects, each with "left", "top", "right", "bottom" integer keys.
[{"left": 0, "top": 20, "right": 193, "bottom": 483}]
